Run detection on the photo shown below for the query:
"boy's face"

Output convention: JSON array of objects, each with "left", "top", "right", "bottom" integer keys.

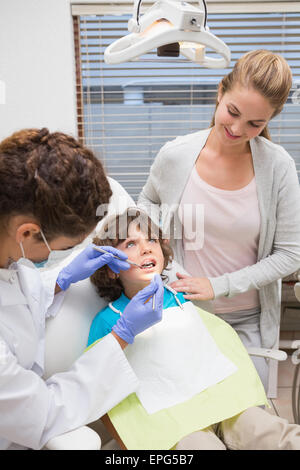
[{"left": 116, "top": 222, "right": 165, "bottom": 298}]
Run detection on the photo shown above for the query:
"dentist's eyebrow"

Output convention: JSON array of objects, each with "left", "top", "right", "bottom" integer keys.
[{"left": 229, "top": 103, "right": 267, "bottom": 122}]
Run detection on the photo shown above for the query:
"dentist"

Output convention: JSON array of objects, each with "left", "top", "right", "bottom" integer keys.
[{"left": 0, "top": 128, "right": 164, "bottom": 450}]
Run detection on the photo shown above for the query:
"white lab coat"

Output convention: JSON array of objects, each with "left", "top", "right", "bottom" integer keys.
[
  {"left": 0, "top": 178, "right": 139, "bottom": 450},
  {"left": 0, "top": 262, "right": 138, "bottom": 450}
]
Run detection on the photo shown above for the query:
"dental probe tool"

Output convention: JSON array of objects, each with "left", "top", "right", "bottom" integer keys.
[
  {"left": 149, "top": 274, "right": 156, "bottom": 311},
  {"left": 166, "top": 285, "right": 184, "bottom": 310},
  {"left": 93, "top": 246, "right": 142, "bottom": 268},
  {"left": 152, "top": 292, "right": 156, "bottom": 311}
]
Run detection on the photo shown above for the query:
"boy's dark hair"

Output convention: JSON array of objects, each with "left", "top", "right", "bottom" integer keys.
[
  {"left": 91, "top": 208, "right": 173, "bottom": 301},
  {"left": 0, "top": 128, "right": 112, "bottom": 240}
]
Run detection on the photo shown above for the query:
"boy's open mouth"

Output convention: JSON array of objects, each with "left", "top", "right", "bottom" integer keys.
[{"left": 140, "top": 259, "right": 157, "bottom": 270}]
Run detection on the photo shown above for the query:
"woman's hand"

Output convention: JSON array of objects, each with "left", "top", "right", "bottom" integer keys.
[{"left": 169, "top": 272, "right": 215, "bottom": 301}]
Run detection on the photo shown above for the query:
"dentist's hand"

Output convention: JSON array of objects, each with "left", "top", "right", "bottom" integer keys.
[
  {"left": 112, "top": 274, "right": 164, "bottom": 344},
  {"left": 56, "top": 244, "right": 130, "bottom": 291}
]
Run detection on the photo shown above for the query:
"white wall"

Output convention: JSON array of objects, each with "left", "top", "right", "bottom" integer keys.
[{"left": 0, "top": 0, "right": 77, "bottom": 140}]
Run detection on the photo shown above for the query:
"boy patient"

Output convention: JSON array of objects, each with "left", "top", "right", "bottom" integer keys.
[{"left": 87, "top": 208, "right": 300, "bottom": 450}]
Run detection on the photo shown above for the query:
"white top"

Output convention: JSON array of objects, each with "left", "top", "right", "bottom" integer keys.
[{"left": 179, "top": 166, "right": 261, "bottom": 313}]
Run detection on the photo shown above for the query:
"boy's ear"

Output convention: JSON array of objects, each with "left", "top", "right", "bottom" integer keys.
[
  {"left": 107, "top": 268, "right": 119, "bottom": 280},
  {"left": 162, "top": 239, "right": 170, "bottom": 244}
]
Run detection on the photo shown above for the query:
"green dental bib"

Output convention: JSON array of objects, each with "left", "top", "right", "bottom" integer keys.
[{"left": 108, "top": 307, "right": 268, "bottom": 450}]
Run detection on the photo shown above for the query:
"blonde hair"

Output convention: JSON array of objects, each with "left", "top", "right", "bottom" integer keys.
[{"left": 210, "top": 50, "right": 293, "bottom": 140}]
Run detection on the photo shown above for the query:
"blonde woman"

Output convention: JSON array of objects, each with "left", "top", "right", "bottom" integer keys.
[{"left": 138, "top": 50, "right": 300, "bottom": 391}]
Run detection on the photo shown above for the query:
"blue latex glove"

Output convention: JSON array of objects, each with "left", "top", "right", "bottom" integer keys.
[
  {"left": 56, "top": 244, "right": 130, "bottom": 291},
  {"left": 113, "top": 274, "right": 164, "bottom": 344}
]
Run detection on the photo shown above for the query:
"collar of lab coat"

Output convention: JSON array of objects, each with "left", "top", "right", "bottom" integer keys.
[
  {"left": 0, "top": 267, "right": 17, "bottom": 282},
  {"left": 0, "top": 277, "right": 28, "bottom": 306}
]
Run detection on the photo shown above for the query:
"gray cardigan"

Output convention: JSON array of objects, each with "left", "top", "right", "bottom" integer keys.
[{"left": 138, "top": 128, "right": 300, "bottom": 348}]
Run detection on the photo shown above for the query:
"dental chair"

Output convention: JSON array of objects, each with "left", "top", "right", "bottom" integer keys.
[
  {"left": 294, "top": 273, "right": 300, "bottom": 423},
  {"left": 281, "top": 271, "right": 300, "bottom": 424},
  {"left": 294, "top": 271, "right": 300, "bottom": 304},
  {"left": 43, "top": 261, "right": 289, "bottom": 450}
]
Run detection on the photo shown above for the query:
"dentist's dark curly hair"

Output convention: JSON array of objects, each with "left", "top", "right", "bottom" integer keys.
[{"left": 0, "top": 128, "right": 112, "bottom": 240}]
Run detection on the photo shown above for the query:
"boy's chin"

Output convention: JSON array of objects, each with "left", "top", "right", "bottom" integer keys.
[{"left": 140, "top": 269, "right": 161, "bottom": 280}]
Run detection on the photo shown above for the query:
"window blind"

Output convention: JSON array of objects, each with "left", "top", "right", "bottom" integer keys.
[{"left": 73, "top": 8, "right": 300, "bottom": 200}]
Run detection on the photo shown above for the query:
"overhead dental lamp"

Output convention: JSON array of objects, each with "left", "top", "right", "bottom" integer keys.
[{"left": 104, "top": 0, "right": 231, "bottom": 68}]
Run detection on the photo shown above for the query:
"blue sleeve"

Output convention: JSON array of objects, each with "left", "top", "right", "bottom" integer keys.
[{"left": 87, "top": 308, "right": 120, "bottom": 347}]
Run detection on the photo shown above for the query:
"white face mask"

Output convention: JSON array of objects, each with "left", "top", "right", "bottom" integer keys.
[
  {"left": 43, "top": 246, "right": 76, "bottom": 268},
  {"left": 19, "top": 229, "right": 52, "bottom": 269},
  {"left": 19, "top": 228, "right": 94, "bottom": 269},
  {"left": 43, "top": 234, "right": 93, "bottom": 269}
]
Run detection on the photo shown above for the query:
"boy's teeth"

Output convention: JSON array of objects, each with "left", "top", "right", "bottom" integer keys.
[{"left": 142, "top": 262, "right": 154, "bottom": 268}]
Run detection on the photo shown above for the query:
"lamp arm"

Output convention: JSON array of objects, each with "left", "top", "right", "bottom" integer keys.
[
  {"left": 200, "top": 0, "right": 207, "bottom": 28},
  {"left": 133, "top": 0, "right": 142, "bottom": 26},
  {"left": 133, "top": 0, "right": 208, "bottom": 29}
]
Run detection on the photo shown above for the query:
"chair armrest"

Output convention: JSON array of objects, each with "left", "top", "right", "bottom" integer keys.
[
  {"left": 45, "top": 425, "right": 101, "bottom": 450},
  {"left": 279, "top": 339, "right": 300, "bottom": 350},
  {"left": 279, "top": 339, "right": 300, "bottom": 366},
  {"left": 294, "top": 282, "right": 300, "bottom": 302},
  {"left": 247, "top": 348, "right": 287, "bottom": 361}
]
